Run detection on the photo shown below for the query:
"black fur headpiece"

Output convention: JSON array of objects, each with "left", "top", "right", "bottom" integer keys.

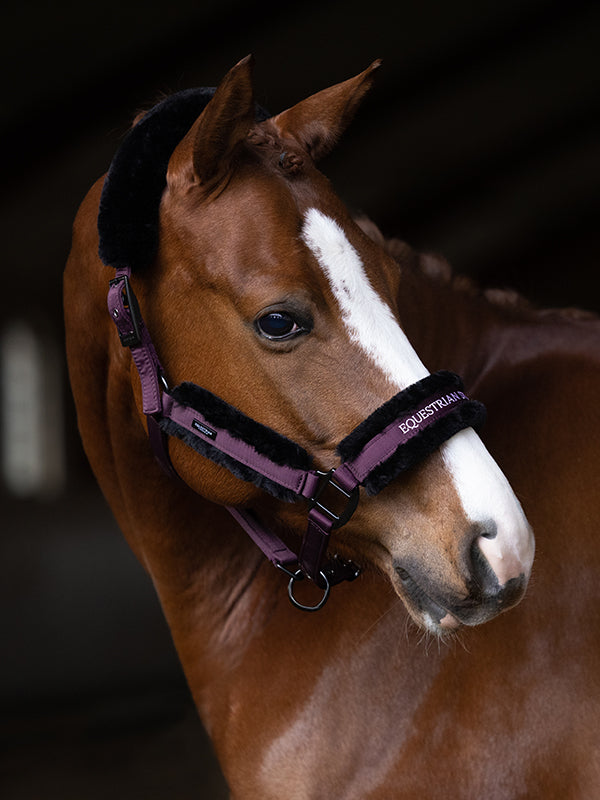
[{"left": 98, "top": 88, "right": 270, "bottom": 273}]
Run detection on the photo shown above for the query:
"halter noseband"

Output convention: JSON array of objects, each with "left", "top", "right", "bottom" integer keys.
[{"left": 101, "top": 89, "right": 486, "bottom": 610}]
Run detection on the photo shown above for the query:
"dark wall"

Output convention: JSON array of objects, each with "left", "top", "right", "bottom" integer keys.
[
  {"left": 4, "top": 0, "right": 600, "bottom": 322},
  {"left": 2, "top": 1, "right": 598, "bottom": 796}
]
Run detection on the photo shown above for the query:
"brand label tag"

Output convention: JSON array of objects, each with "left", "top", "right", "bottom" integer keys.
[{"left": 192, "top": 419, "right": 217, "bottom": 440}]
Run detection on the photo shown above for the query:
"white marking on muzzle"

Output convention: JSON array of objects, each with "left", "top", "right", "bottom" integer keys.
[
  {"left": 301, "top": 208, "right": 534, "bottom": 587},
  {"left": 441, "top": 429, "right": 534, "bottom": 585}
]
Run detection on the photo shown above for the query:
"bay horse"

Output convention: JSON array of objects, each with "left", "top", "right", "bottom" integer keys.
[{"left": 64, "top": 57, "right": 600, "bottom": 797}]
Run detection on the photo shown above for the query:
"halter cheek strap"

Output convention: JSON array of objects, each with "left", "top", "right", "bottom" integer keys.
[{"left": 107, "top": 267, "right": 486, "bottom": 606}]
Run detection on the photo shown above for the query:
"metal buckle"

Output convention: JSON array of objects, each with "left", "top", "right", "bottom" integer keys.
[
  {"left": 109, "top": 274, "right": 142, "bottom": 348},
  {"left": 309, "top": 469, "right": 359, "bottom": 529}
]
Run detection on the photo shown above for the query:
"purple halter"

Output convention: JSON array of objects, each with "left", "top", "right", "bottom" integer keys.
[
  {"left": 100, "top": 87, "right": 485, "bottom": 610},
  {"left": 108, "top": 267, "right": 485, "bottom": 610}
]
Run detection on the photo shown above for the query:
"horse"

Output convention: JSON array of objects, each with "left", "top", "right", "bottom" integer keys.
[{"left": 64, "top": 56, "right": 600, "bottom": 798}]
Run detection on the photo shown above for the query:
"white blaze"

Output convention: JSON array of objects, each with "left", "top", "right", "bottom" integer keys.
[
  {"left": 301, "top": 208, "right": 428, "bottom": 389},
  {"left": 301, "top": 208, "right": 534, "bottom": 587}
]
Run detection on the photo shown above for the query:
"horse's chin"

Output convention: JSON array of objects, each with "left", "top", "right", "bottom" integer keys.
[{"left": 389, "top": 573, "right": 464, "bottom": 636}]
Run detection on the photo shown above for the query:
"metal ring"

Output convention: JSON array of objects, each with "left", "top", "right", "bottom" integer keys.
[{"left": 287, "top": 569, "right": 330, "bottom": 612}]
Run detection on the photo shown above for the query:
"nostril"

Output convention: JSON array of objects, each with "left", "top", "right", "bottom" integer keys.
[
  {"left": 469, "top": 535, "right": 500, "bottom": 597},
  {"left": 478, "top": 520, "right": 498, "bottom": 540},
  {"left": 396, "top": 566, "right": 411, "bottom": 582}
]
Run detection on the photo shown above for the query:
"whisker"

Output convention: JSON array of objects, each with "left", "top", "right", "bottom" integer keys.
[{"left": 354, "top": 597, "right": 403, "bottom": 646}]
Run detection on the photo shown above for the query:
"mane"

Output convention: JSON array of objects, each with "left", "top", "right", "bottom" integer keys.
[{"left": 355, "top": 216, "right": 598, "bottom": 322}]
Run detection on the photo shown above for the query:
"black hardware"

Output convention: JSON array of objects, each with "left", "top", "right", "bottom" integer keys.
[
  {"left": 285, "top": 568, "right": 331, "bottom": 612},
  {"left": 110, "top": 274, "right": 143, "bottom": 348},
  {"left": 309, "top": 469, "right": 360, "bottom": 529}
]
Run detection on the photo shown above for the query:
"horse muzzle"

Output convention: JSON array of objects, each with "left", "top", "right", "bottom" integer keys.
[{"left": 391, "top": 526, "right": 532, "bottom": 632}]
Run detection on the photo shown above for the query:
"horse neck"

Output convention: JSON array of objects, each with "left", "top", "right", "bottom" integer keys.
[
  {"left": 393, "top": 252, "right": 577, "bottom": 381},
  {"left": 107, "top": 422, "right": 269, "bottom": 656}
]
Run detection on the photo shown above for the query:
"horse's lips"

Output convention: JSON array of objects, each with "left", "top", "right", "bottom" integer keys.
[
  {"left": 395, "top": 565, "right": 529, "bottom": 631},
  {"left": 439, "top": 612, "right": 461, "bottom": 630},
  {"left": 393, "top": 568, "right": 461, "bottom": 630}
]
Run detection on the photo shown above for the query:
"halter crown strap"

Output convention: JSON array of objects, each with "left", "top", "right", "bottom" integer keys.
[{"left": 108, "top": 269, "right": 163, "bottom": 414}]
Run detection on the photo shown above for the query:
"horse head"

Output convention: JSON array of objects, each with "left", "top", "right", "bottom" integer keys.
[{"left": 95, "top": 56, "right": 534, "bottom": 634}]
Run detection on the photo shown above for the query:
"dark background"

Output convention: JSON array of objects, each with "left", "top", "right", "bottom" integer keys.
[{"left": 2, "top": 2, "right": 599, "bottom": 797}]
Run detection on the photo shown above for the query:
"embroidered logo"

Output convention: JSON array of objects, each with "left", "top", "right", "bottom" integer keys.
[{"left": 398, "top": 391, "right": 466, "bottom": 435}]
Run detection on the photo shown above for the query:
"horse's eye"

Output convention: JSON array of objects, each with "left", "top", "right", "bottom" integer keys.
[{"left": 256, "top": 311, "right": 302, "bottom": 340}]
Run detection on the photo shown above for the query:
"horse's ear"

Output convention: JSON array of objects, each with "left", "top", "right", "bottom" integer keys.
[
  {"left": 169, "top": 55, "right": 256, "bottom": 189},
  {"left": 270, "top": 60, "right": 382, "bottom": 161}
]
